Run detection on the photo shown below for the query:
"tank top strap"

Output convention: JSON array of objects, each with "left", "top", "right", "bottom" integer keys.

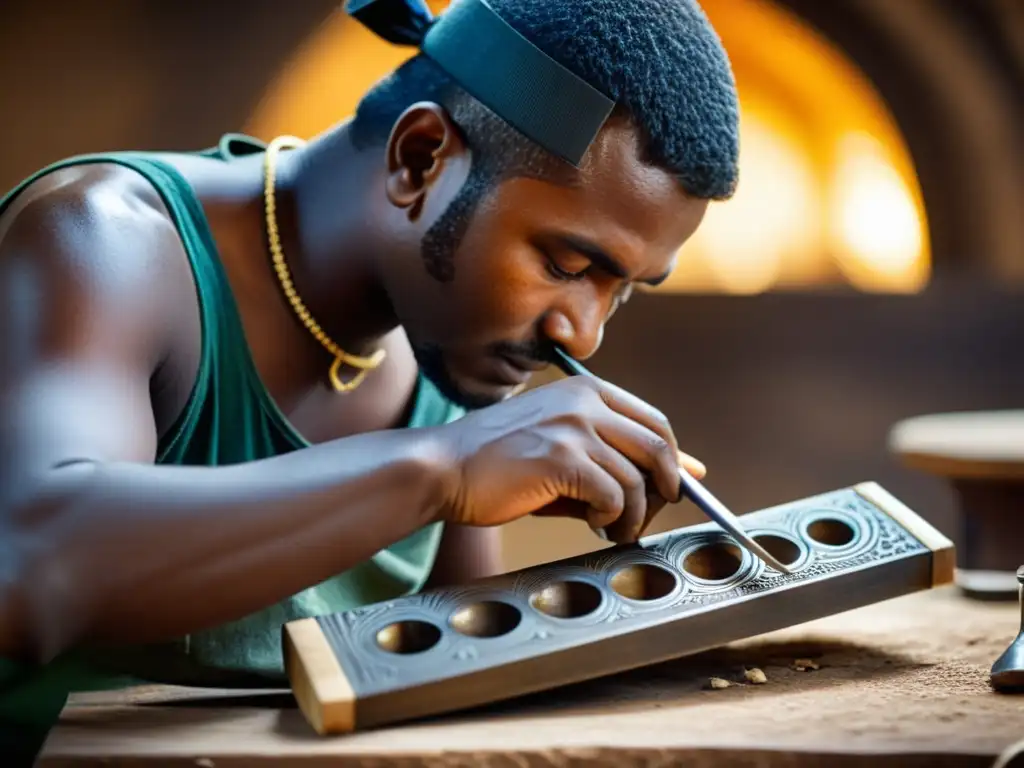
[
  {"left": 204, "top": 132, "right": 269, "bottom": 161},
  {"left": 0, "top": 139, "right": 304, "bottom": 464}
]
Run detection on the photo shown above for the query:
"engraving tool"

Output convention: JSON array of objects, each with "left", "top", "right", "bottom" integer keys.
[{"left": 550, "top": 346, "right": 793, "bottom": 575}]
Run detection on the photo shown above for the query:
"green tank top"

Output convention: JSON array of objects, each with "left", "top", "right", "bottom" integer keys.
[{"left": 0, "top": 134, "right": 465, "bottom": 758}]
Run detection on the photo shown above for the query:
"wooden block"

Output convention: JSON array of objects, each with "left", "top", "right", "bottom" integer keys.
[{"left": 283, "top": 481, "right": 954, "bottom": 736}]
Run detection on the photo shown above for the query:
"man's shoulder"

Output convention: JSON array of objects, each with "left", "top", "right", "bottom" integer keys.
[
  {"left": 0, "top": 158, "right": 201, "bottom": 374},
  {"left": 0, "top": 158, "right": 191, "bottom": 300},
  {"left": 2, "top": 158, "right": 173, "bottom": 241}
]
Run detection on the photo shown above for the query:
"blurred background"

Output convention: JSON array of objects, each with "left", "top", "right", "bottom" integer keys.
[{"left": 2, "top": 0, "right": 1021, "bottom": 571}]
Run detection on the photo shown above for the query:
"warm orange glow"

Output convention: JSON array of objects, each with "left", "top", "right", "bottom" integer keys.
[
  {"left": 667, "top": 0, "right": 930, "bottom": 294},
  {"left": 245, "top": 5, "right": 442, "bottom": 142},
  {"left": 828, "top": 132, "right": 929, "bottom": 291},
  {"left": 246, "top": 0, "right": 930, "bottom": 294},
  {"left": 676, "top": 96, "right": 825, "bottom": 295}
]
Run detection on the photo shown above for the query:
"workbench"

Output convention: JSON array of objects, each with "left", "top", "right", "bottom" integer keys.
[{"left": 38, "top": 586, "right": 1024, "bottom": 767}]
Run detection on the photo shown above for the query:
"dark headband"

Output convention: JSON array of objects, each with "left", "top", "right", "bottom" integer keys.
[{"left": 346, "top": 0, "right": 616, "bottom": 166}]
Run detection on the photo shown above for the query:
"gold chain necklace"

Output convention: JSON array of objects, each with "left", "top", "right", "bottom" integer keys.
[{"left": 263, "top": 135, "right": 386, "bottom": 393}]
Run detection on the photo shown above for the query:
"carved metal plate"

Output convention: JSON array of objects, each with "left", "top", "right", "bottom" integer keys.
[{"left": 316, "top": 487, "right": 928, "bottom": 697}]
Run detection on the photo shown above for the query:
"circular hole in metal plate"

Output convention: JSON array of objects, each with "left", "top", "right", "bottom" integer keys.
[
  {"left": 806, "top": 518, "right": 856, "bottom": 547},
  {"left": 375, "top": 620, "right": 442, "bottom": 654},
  {"left": 449, "top": 601, "right": 522, "bottom": 638},
  {"left": 682, "top": 542, "right": 744, "bottom": 581},
  {"left": 530, "top": 580, "right": 603, "bottom": 619},
  {"left": 752, "top": 534, "right": 802, "bottom": 567},
  {"left": 610, "top": 563, "right": 678, "bottom": 601}
]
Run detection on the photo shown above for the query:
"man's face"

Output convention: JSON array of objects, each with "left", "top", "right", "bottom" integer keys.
[{"left": 382, "top": 117, "right": 709, "bottom": 410}]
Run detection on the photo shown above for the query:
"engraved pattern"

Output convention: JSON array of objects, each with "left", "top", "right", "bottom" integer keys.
[
  {"left": 508, "top": 565, "right": 616, "bottom": 628},
  {"left": 318, "top": 488, "right": 928, "bottom": 694},
  {"left": 589, "top": 548, "right": 689, "bottom": 612},
  {"left": 664, "top": 531, "right": 761, "bottom": 594},
  {"left": 318, "top": 610, "right": 401, "bottom": 686}
]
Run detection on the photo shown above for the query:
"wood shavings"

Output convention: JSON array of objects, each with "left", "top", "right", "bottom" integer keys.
[
  {"left": 792, "top": 658, "right": 820, "bottom": 671},
  {"left": 744, "top": 667, "right": 768, "bottom": 684}
]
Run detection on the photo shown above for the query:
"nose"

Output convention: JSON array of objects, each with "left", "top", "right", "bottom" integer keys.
[{"left": 542, "top": 295, "right": 607, "bottom": 361}]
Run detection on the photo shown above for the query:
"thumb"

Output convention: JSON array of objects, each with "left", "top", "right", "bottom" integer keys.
[{"left": 678, "top": 450, "right": 707, "bottom": 480}]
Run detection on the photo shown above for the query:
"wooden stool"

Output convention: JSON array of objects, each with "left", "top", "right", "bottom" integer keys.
[{"left": 889, "top": 409, "right": 1024, "bottom": 601}]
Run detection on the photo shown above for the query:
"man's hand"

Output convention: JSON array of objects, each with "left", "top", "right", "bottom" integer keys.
[{"left": 434, "top": 376, "right": 706, "bottom": 543}]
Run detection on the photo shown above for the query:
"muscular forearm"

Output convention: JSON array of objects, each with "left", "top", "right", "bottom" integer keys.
[{"left": 3, "top": 427, "right": 451, "bottom": 663}]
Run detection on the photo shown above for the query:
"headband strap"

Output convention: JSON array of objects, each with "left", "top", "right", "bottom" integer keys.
[{"left": 346, "top": 0, "right": 616, "bottom": 166}]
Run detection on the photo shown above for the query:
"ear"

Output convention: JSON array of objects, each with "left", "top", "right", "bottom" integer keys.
[{"left": 384, "top": 102, "right": 466, "bottom": 222}]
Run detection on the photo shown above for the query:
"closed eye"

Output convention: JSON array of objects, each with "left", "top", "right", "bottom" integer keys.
[
  {"left": 545, "top": 259, "right": 590, "bottom": 281},
  {"left": 544, "top": 232, "right": 671, "bottom": 287},
  {"left": 541, "top": 247, "right": 591, "bottom": 282}
]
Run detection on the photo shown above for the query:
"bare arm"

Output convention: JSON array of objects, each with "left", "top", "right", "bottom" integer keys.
[{"left": 0, "top": 168, "right": 451, "bottom": 663}]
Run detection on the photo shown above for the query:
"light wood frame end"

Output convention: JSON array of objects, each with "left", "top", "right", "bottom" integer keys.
[
  {"left": 283, "top": 617, "right": 356, "bottom": 735},
  {"left": 854, "top": 481, "right": 956, "bottom": 586}
]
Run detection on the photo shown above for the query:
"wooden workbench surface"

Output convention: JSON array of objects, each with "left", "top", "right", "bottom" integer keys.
[{"left": 39, "top": 587, "right": 1024, "bottom": 767}]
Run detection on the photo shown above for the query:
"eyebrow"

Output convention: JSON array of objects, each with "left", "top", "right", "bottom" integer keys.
[{"left": 556, "top": 234, "right": 672, "bottom": 287}]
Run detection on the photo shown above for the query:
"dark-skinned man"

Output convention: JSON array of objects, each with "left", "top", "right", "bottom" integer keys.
[{"left": 0, "top": 0, "right": 739, "bottom": 758}]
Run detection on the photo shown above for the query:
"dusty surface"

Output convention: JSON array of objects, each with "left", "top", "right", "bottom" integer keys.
[{"left": 40, "top": 587, "right": 1024, "bottom": 767}]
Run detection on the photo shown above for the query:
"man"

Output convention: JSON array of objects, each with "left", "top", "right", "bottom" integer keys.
[{"left": 0, "top": 0, "right": 738, "bottom": 757}]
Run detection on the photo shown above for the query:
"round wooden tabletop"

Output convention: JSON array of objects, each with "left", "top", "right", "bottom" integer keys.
[{"left": 888, "top": 409, "right": 1024, "bottom": 480}]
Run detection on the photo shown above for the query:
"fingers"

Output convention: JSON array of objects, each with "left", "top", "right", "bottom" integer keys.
[
  {"left": 678, "top": 450, "right": 707, "bottom": 479},
  {"left": 549, "top": 440, "right": 645, "bottom": 542},
  {"left": 586, "top": 442, "right": 648, "bottom": 543},
  {"left": 587, "top": 378, "right": 680, "bottom": 458},
  {"left": 565, "top": 455, "right": 625, "bottom": 533},
  {"left": 638, "top": 491, "right": 669, "bottom": 537},
  {"left": 595, "top": 413, "right": 707, "bottom": 503},
  {"left": 520, "top": 377, "right": 709, "bottom": 542},
  {"left": 594, "top": 413, "right": 679, "bottom": 502},
  {"left": 532, "top": 484, "right": 668, "bottom": 544}
]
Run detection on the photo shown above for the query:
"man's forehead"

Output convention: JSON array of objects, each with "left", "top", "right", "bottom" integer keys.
[
  {"left": 579, "top": 122, "right": 683, "bottom": 202},
  {"left": 488, "top": 121, "right": 704, "bottom": 262},
  {"left": 567, "top": 126, "right": 702, "bottom": 254}
]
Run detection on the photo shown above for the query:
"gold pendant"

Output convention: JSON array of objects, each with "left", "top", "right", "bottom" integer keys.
[
  {"left": 327, "top": 347, "right": 386, "bottom": 392},
  {"left": 329, "top": 356, "right": 368, "bottom": 393}
]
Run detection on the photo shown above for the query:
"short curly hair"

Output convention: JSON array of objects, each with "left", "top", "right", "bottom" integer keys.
[{"left": 350, "top": 0, "right": 740, "bottom": 280}]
